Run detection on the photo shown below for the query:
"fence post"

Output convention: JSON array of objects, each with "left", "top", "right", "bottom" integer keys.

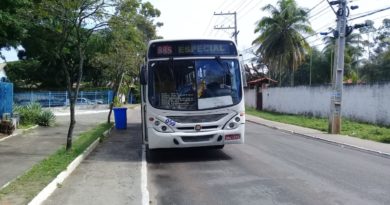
[{"left": 49, "top": 91, "right": 51, "bottom": 107}]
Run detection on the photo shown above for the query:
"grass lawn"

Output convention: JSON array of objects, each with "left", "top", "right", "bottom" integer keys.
[
  {"left": 246, "top": 107, "right": 390, "bottom": 143},
  {"left": 0, "top": 123, "right": 113, "bottom": 204}
]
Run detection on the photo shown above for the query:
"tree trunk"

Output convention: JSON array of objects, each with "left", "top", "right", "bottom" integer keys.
[
  {"left": 66, "top": 101, "right": 76, "bottom": 150},
  {"left": 290, "top": 68, "right": 295, "bottom": 87},
  {"left": 107, "top": 72, "right": 124, "bottom": 124}
]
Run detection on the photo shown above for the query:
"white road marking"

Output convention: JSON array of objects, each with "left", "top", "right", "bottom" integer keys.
[{"left": 141, "top": 145, "right": 150, "bottom": 205}]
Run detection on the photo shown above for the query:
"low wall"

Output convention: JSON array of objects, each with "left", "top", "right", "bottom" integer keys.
[
  {"left": 244, "top": 88, "right": 256, "bottom": 108},
  {"left": 262, "top": 84, "right": 390, "bottom": 125}
]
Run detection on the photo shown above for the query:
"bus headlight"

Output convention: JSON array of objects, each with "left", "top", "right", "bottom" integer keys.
[
  {"left": 153, "top": 120, "right": 174, "bottom": 133},
  {"left": 223, "top": 114, "right": 243, "bottom": 130}
]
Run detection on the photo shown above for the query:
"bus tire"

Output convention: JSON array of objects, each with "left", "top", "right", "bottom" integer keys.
[
  {"left": 146, "top": 146, "right": 156, "bottom": 162},
  {"left": 213, "top": 145, "right": 224, "bottom": 149}
]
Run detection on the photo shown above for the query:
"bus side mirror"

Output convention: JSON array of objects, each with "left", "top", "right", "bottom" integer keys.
[{"left": 140, "top": 65, "right": 147, "bottom": 85}]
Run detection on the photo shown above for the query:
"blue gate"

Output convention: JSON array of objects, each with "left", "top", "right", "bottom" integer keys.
[{"left": 0, "top": 82, "right": 13, "bottom": 117}]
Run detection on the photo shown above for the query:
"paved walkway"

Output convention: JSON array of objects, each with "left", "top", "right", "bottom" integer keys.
[
  {"left": 0, "top": 109, "right": 110, "bottom": 189},
  {"left": 43, "top": 107, "right": 143, "bottom": 205},
  {"left": 246, "top": 115, "right": 390, "bottom": 158}
]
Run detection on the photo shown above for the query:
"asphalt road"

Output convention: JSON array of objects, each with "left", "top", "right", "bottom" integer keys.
[{"left": 147, "top": 122, "right": 390, "bottom": 205}]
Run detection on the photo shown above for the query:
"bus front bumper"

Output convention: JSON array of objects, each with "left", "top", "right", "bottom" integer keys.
[{"left": 148, "top": 124, "right": 245, "bottom": 149}]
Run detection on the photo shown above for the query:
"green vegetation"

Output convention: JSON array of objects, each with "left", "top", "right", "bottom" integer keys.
[
  {"left": 252, "top": 0, "right": 313, "bottom": 86},
  {"left": 0, "top": 123, "right": 113, "bottom": 204},
  {"left": 13, "top": 103, "right": 55, "bottom": 127},
  {"left": 246, "top": 107, "right": 390, "bottom": 143},
  {"left": 36, "top": 110, "right": 56, "bottom": 127}
]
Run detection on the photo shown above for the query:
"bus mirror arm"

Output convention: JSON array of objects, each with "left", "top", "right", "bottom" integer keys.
[{"left": 140, "top": 65, "right": 147, "bottom": 85}]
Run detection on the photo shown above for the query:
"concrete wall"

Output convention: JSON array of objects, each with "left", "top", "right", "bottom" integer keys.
[
  {"left": 261, "top": 84, "right": 390, "bottom": 125},
  {"left": 244, "top": 88, "right": 256, "bottom": 108}
]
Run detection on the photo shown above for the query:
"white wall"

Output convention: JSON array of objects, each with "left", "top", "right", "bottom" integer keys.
[
  {"left": 0, "top": 63, "right": 7, "bottom": 79},
  {"left": 261, "top": 84, "right": 390, "bottom": 125},
  {"left": 244, "top": 88, "right": 256, "bottom": 108}
]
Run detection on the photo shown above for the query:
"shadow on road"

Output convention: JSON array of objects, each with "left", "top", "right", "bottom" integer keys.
[{"left": 147, "top": 147, "right": 232, "bottom": 164}]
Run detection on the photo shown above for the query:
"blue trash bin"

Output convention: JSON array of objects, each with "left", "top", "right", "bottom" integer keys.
[{"left": 113, "top": 107, "right": 127, "bottom": 129}]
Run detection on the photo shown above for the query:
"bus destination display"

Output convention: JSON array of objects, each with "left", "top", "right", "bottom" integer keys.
[{"left": 148, "top": 40, "right": 237, "bottom": 58}]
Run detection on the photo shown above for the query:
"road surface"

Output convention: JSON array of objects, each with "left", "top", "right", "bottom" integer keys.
[{"left": 147, "top": 122, "right": 390, "bottom": 205}]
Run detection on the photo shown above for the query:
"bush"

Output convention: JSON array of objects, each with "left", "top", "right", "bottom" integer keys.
[
  {"left": 13, "top": 103, "right": 55, "bottom": 127},
  {"left": 113, "top": 96, "right": 122, "bottom": 107},
  {"left": 37, "top": 110, "right": 56, "bottom": 126},
  {"left": 14, "top": 103, "right": 42, "bottom": 126}
]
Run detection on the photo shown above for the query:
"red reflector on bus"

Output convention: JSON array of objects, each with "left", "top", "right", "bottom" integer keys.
[{"left": 225, "top": 134, "right": 240, "bottom": 140}]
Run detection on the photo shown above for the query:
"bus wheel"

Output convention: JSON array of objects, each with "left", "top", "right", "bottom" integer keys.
[
  {"left": 146, "top": 146, "right": 157, "bottom": 162},
  {"left": 213, "top": 145, "right": 224, "bottom": 149}
]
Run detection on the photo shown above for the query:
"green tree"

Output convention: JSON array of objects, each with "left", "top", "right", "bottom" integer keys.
[
  {"left": 322, "top": 31, "right": 364, "bottom": 83},
  {"left": 91, "top": 0, "right": 160, "bottom": 123},
  {"left": 0, "top": 0, "right": 31, "bottom": 59},
  {"left": 294, "top": 48, "right": 331, "bottom": 85},
  {"left": 360, "top": 19, "right": 390, "bottom": 83},
  {"left": 252, "top": 0, "right": 313, "bottom": 86},
  {"left": 30, "top": 0, "right": 112, "bottom": 150}
]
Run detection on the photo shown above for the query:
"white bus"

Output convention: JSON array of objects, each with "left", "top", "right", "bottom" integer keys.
[{"left": 140, "top": 39, "right": 245, "bottom": 151}]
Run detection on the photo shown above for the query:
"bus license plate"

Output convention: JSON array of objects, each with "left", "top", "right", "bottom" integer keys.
[{"left": 225, "top": 134, "right": 240, "bottom": 140}]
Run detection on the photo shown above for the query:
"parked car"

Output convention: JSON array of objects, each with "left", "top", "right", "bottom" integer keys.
[
  {"left": 65, "top": 98, "right": 94, "bottom": 106},
  {"left": 90, "top": 99, "right": 104, "bottom": 104},
  {"left": 37, "top": 99, "right": 66, "bottom": 107}
]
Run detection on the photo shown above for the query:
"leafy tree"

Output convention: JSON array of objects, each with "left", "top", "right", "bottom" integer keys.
[
  {"left": 322, "top": 31, "right": 364, "bottom": 82},
  {"left": 0, "top": 0, "right": 31, "bottom": 59},
  {"left": 4, "top": 60, "right": 42, "bottom": 89},
  {"left": 30, "top": 0, "right": 112, "bottom": 150},
  {"left": 360, "top": 19, "right": 390, "bottom": 83},
  {"left": 294, "top": 48, "right": 331, "bottom": 85},
  {"left": 252, "top": 0, "right": 313, "bottom": 86},
  {"left": 91, "top": 0, "right": 160, "bottom": 123}
]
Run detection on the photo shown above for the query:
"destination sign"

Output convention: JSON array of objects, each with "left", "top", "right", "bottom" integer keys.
[{"left": 148, "top": 40, "right": 237, "bottom": 58}]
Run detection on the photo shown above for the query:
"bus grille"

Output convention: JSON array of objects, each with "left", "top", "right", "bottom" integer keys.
[
  {"left": 167, "top": 113, "right": 228, "bottom": 123},
  {"left": 177, "top": 125, "right": 219, "bottom": 131},
  {"left": 181, "top": 135, "right": 214, "bottom": 142}
]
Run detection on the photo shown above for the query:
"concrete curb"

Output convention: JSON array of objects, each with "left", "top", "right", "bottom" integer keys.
[
  {"left": 28, "top": 127, "right": 113, "bottom": 205},
  {"left": 246, "top": 118, "right": 390, "bottom": 159}
]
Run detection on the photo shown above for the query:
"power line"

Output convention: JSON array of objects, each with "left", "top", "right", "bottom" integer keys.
[
  {"left": 235, "top": 0, "right": 252, "bottom": 12},
  {"left": 349, "top": 6, "right": 390, "bottom": 21},
  {"left": 238, "top": 0, "right": 264, "bottom": 20},
  {"left": 308, "top": 0, "right": 326, "bottom": 14},
  {"left": 203, "top": 15, "right": 215, "bottom": 36},
  {"left": 308, "top": 5, "right": 330, "bottom": 19},
  {"left": 309, "top": 6, "right": 332, "bottom": 22},
  {"left": 236, "top": 0, "right": 256, "bottom": 14}
]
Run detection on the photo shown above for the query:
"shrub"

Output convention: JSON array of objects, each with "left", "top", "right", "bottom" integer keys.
[
  {"left": 113, "top": 96, "right": 122, "bottom": 107},
  {"left": 37, "top": 110, "right": 56, "bottom": 126},
  {"left": 13, "top": 103, "right": 42, "bottom": 126},
  {"left": 13, "top": 103, "right": 56, "bottom": 127}
]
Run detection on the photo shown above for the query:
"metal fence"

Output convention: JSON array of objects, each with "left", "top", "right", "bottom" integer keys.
[
  {"left": 14, "top": 90, "right": 113, "bottom": 108},
  {"left": 0, "top": 82, "right": 13, "bottom": 117}
]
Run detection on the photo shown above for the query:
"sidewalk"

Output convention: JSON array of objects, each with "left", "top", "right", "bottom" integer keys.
[
  {"left": 0, "top": 111, "right": 109, "bottom": 189},
  {"left": 43, "top": 107, "right": 143, "bottom": 205},
  {"left": 246, "top": 115, "right": 390, "bottom": 158}
]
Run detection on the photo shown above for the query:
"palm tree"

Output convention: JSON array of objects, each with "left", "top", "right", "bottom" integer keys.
[
  {"left": 322, "top": 32, "right": 364, "bottom": 83},
  {"left": 252, "top": 0, "right": 313, "bottom": 86}
]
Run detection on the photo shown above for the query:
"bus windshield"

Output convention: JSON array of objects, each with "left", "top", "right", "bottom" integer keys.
[{"left": 148, "top": 59, "right": 242, "bottom": 110}]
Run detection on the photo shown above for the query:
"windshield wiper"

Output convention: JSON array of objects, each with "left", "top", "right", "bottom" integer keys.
[{"left": 215, "top": 56, "right": 232, "bottom": 76}]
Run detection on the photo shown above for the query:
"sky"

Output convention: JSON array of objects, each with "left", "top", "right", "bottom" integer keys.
[{"left": 1, "top": 0, "right": 390, "bottom": 63}]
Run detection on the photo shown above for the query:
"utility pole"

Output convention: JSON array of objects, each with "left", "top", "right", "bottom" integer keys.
[
  {"left": 328, "top": 0, "right": 347, "bottom": 134},
  {"left": 214, "top": 12, "right": 239, "bottom": 45}
]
